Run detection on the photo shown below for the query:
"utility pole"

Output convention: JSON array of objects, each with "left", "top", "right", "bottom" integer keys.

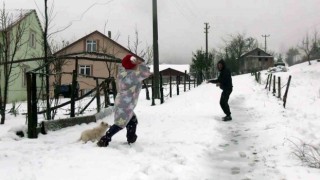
[
  {"left": 152, "top": 0, "right": 160, "bottom": 99},
  {"left": 261, "top": 34, "right": 270, "bottom": 52},
  {"left": 204, "top": 23, "right": 210, "bottom": 61}
]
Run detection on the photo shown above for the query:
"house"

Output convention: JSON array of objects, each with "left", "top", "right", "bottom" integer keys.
[
  {"left": 238, "top": 48, "right": 274, "bottom": 73},
  {"left": 148, "top": 64, "right": 190, "bottom": 84},
  {"left": 0, "top": 9, "right": 44, "bottom": 103},
  {"left": 52, "top": 30, "right": 143, "bottom": 96}
]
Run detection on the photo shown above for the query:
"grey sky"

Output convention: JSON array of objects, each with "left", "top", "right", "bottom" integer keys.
[{"left": 2, "top": 0, "right": 320, "bottom": 64}]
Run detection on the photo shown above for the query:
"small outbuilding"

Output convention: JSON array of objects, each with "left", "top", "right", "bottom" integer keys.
[{"left": 238, "top": 48, "right": 274, "bottom": 73}]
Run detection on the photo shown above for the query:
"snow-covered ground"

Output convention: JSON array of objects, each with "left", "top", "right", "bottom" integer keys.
[{"left": 0, "top": 60, "right": 320, "bottom": 180}]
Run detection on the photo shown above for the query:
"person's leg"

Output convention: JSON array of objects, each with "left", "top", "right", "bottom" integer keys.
[
  {"left": 97, "top": 125, "right": 122, "bottom": 147},
  {"left": 220, "top": 92, "right": 228, "bottom": 115},
  {"left": 126, "top": 115, "right": 138, "bottom": 144},
  {"left": 220, "top": 90, "right": 232, "bottom": 117}
]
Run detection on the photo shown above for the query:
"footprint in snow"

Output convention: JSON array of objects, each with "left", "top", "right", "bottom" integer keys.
[{"left": 231, "top": 167, "right": 241, "bottom": 174}]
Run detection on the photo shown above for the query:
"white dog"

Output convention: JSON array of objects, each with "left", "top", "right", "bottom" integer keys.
[{"left": 79, "top": 122, "right": 109, "bottom": 143}]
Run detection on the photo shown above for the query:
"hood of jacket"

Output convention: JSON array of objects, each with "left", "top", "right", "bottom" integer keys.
[{"left": 218, "top": 59, "right": 226, "bottom": 71}]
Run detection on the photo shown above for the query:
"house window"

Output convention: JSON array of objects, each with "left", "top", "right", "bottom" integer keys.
[
  {"left": 29, "top": 31, "right": 36, "bottom": 48},
  {"left": 22, "top": 67, "right": 29, "bottom": 87},
  {"left": 86, "top": 40, "right": 97, "bottom": 52},
  {"left": 265, "top": 58, "right": 268, "bottom": 61},
  {"left": 79, "top": 65, "right": 92, "bottom": 76}
]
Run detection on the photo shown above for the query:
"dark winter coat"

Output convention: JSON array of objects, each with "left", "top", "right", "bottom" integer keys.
[{"left": 208, "top": 60, "right": 233, "bottom": 91}]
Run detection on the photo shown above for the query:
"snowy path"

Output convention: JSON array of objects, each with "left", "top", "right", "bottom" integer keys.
[{"left": 210, "top": 94, "right": 283, "bottom": 180}]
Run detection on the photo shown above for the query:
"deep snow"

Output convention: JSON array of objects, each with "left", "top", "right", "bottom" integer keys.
[{"left": 0, "top": 60, "right": 320, "bottom": 180}]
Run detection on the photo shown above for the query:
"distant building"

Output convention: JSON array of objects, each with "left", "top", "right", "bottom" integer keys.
[
  {"left": 238, "top": 48, "right": 274, "bottom": 73},
  {"left": 149, "top": 64, "right": 190, "bottom": 83},
  {"left": 0, "top": 9, "right": 44, "bottom": 102}
]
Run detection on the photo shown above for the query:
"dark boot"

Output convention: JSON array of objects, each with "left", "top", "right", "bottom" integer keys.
[
  {"left": 222, "top": 115, "right": 232, "bottom": 121},
  {"left": 97, "top": 125, "right": 122, "bottom": 147},
  {"left": 126, "top": 116, "right": 138, "bottom": 144}
]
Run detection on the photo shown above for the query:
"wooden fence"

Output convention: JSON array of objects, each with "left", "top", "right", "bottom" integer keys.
[
  {"left": 145, "top": 70, "right": 198, "bottom": 106},
  {"left": 26, "top": 53, "right": 120, "bottom": 138},
  {"left": 254, "top": 72, "right": 292, "bottom": 108}
]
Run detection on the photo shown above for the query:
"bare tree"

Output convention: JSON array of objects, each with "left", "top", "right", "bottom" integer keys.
[
  {"left": 285, "top": 47, "right": 300, "bottom": 66},
  {"left": 0, "top": 6, "right": 29, "bottom": 124},
  {"left": 299, "top": 33, "right": 313, "bottom": 65},
  {"left": 127, "top": 27, "right": 153, "bottom": 65},
  {"left": 220, "top": 33, "right": 258, "bottom": 73},
  {"left": 99, "top": 22, "right": 121, "bottom": 78},
  {"left": 310, "top": 30, "right": 320, "bottom": 60},
  {"left": 144, "top": 44, "right": 153, "bottom": 65}
]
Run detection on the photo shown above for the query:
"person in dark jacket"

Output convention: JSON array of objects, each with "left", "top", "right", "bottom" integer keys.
[{"left": 208, "top": 59, "right": 233, "bottom": 121}]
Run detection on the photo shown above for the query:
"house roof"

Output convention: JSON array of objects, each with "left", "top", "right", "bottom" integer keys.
[
  {"left": 0, "top": 9, "right": 42, "bottom": 32},
  {"left": 54, "top": 30, "right": 144, "bottom": 61},
  {"left": 149, "top": 64, "right": 190, "bottom": 73},
  {"left": 160, "top": 68, "right": 190, "bottom": 76},
  {"left": 240, "top": 47, "right": 273, "bottom": 58}
]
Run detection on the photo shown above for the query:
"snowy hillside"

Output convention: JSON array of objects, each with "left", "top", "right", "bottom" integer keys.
[{"left": 0, "top": 60, "right": 319, "bottom": 180}]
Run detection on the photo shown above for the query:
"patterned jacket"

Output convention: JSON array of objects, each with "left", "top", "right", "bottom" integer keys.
[{"left": 114, "top": 64, "right": 151, "bottom": 128}]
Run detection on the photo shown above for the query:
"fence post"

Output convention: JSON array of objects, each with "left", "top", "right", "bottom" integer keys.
[
  {"left": 176, "top": 76, "right": 180, "bottom": 95},
  {"left": 255, "top": 72, "right": 258, "bottom": 82},
  {"left": 143, "top": 80, "right": 150, "bottom": 100},
  {"left": 27, "top": 73, "right": 38, "bottom": 138},
  {"left": 278, "top": 77, "right": 281, "bottom": 99},
  {"left": 273, "top": 75, "right": 276, "bottom": 95},
  {"left": 268, "top": 74, "right": 272, "bottom": 91},
  {"left": 188, "top": 75, "right": 191, "bottom": 90},
  {"left": 70, "top": 70, "right": 77, "bottom": 117},
  {"left": 283, "top": 75, "right": 292, "bottom": 108},
  {"left": 102, "top": 80, "right": 110, "bottom": 107},
  {"left": 184, "top": 70, "right": 187, "bottom": 92},
  {"left": 151, "top": 75, "right": 155, "bottom": 106},
  {"left": 258, "top": 72, "right": 261, "bottom": 84},
  {"left": 95, "top": 78, "right": 101, "bottom": 113},
  {"left": 265, "top": 74, "right": 270, "bottom": 89},
  {"left": 160, "top": 73, "right": 164, "bottom": 104},
  {"left": 169, "top": 75, "right": 172, "bottom": 98}
]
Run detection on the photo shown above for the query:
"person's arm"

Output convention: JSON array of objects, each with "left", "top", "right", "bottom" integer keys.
[
  {"left": 207, "top": 79, "right": 219, "bottom": 84},
  {"left": 136, "top": 63, "right": 152, "bottom": 81},
  {"left": 130, "top": 57, "right": 152, "bottom": 81}
]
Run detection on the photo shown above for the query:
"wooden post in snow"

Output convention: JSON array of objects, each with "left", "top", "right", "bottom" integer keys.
[{"left": 283, "top": 75, "right": 292, "bottom": 108}]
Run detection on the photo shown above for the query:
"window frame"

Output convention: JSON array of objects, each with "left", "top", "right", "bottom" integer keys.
[
  {"left": 79, "top": 65, "right": 92, "bottom": 76},
  {"left": 86, "top": 40, "right": 97, "bottom": 52},
  {"left": 29, "top": 30, "right": 36, "bottom": 49}
]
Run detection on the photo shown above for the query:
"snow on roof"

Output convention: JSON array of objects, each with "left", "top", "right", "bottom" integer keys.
[{"left": 148, "top": 64, "right": 190, "bottom": 73}]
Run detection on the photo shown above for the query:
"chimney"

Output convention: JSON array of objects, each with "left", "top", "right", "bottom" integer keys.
[{"left": 108, "top": 31, "right": 111, "bottom": 38}]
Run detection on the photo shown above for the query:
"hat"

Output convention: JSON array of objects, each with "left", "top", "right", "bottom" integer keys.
[{"left": 122, "top": 54, "right": 137, "bottom": 69}]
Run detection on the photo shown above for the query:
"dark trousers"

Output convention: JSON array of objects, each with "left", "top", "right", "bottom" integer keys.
[{"left": 220, "top": 89, "right": 232, "bottom": 116}]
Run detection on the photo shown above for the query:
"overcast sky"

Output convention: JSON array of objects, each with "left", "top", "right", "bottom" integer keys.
[{"left": 2, "top": 0, "right": 320, "bottom": 64}]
